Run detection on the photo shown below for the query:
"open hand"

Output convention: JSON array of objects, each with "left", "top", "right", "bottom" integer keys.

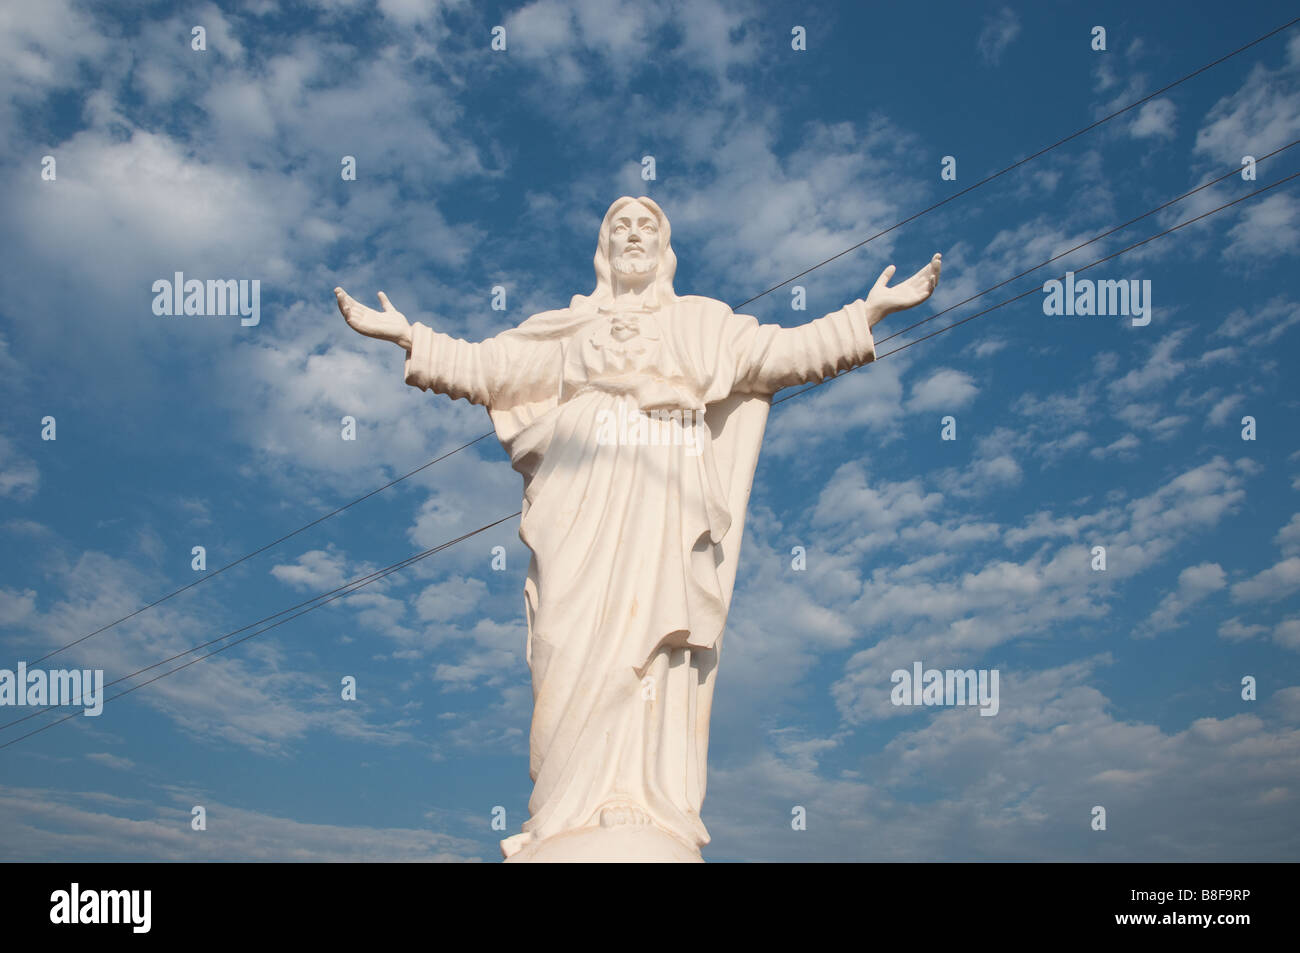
[
  {"left": 334, "top": 287, "right": 413, "bottom": 350},
  {"left": 865, "top": 253, "right": 942, "bottom": 326}
]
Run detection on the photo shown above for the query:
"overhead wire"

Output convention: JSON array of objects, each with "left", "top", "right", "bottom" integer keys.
[
  {"left": 773, "top": 166, "right": 1300, "bottom": 405},
  {"left": 0, "top": 512, "right": 522, "bottom": 749},
  {"left": 35, "top": 16, "right": 1298, "bottom": 660},
  {"left": 8, "top": 18, "right": 1298, "bottom": 750},
  {"left": 30, "top": 431, "right": 494, "bottom": 664},
  {"left": 733, "top": 15, "right": 1300, "bottom": 309},
  {"left": 6, "top": 169, "right": 1295, "bottom": 749}
]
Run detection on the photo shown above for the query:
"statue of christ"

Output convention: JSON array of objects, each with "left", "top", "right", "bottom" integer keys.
[{"left": 335, "top": 197, "right": 941, "bottom": 861}]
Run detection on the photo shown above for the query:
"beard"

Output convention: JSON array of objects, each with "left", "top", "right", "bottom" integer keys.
[{"left": 611, "top": 254, "right": 658, "bottom": 277}]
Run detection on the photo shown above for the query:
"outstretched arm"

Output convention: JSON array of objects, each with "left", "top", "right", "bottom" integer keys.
[
  {"left": 334, "top": 286, "right": 502, "bottom": 407},
  {"left": 732, "top": 254, "right": 941, "bottom": 394}
]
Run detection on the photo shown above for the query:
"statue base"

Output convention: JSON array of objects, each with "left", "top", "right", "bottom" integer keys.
[{"left": 503, "top": 811, "right": 704, "bottom": 863}]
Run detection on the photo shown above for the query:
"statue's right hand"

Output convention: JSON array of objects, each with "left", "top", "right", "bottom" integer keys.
[{"left": 334, "top": 287, "right": 413, "bottom": 350}]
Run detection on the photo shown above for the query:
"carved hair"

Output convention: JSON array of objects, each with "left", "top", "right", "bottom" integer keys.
[{"left": 576, "top": 196, "right": 679, "bottom": 310}]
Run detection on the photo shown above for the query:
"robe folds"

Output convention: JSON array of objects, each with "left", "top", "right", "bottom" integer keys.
[{"left": 403, "top": 293, "right": 876, "bottom": 857}]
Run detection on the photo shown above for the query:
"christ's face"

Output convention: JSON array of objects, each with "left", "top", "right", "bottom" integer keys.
[{"left": 609, "top": 202, "right": 660, "bottom": 277}]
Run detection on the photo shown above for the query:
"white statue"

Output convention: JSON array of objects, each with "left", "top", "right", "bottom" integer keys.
[{"left": 335, "top": 197, "right": 941, "bottom": 862}]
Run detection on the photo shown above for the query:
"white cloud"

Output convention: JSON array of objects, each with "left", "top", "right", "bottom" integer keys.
[
  {"left": 763, "top": 352, "right": 909, "bottom": 457},
  {"left": 11, "top": 547, "right": 422, "bottom": 754},
  {"left": 270, "top": 549, "right": 349, "bottom": 591},
  {"left": 1206, "top": 393, "right": 1245, "bottom": 427},
  {"left": 1089, "top": 432, "right": 1140, "bottom": 460},
  {"left": 976, "top": 7, "right": 1020, "bottom": 65},
  {"left": 1274, "top": 617, "right": 1300, "bottom": 651},
  {"left": 1108, "top": 327, "right": 1190, "bottom": 397},
  {"left": 0, "top": 436, "right": 39, "bottom": 501},
  {"left": 1139, "top": 562, "right": 1226, "bottom": 635},
  {"left": 1219, "top": 617, "right": 1268, "bottom": 641},
  {"left": 1194, "top": 33, "right": 1300, "bottom": 162},
  {"left": 907, "top": 367, "right": 978, "bottom": 413},
  {"left": 1216, "top": 296, "right": 1300, "bottom": 347},
  {"left": 1224, "top": 193, "right": 1300, "bottom": 261},
  {"left": 972, "top": 338, "right": 1008, "bottom": 358},
  {"left": 825, "top": 456, "right": 1250, "bottom": 723},
  {"left": 85, "top": 752, "right": 135, "bottom": 771},
  {"left": 706, "top": 659, "right": 1300, "bottom": 860},
  {"left": 811, "top": 461, "right": 943, "bottom": 544},
  {"left": 503, "top": 0, "right": 757, "bottom": 95},
  {"left": 0, "top": 785, "right": 484, "bottom": 861},
  {"left": 416, "top": 575, "right": 489, "bottom": 623},
  {"left": 1277, "top": 513, "right": 1300, "bottom": 556},
  {"left": 0, "top": 587, "right": 37, "bottom": 626},
  {"left": 1231, "top": 556, "right": 1300, "bottom": 604},
  {"left": 1129, "top": 98, "right": 1177, "bottom": 139},
  {"left": 0, "top": 0, "right": 110, "bottom": 109}
]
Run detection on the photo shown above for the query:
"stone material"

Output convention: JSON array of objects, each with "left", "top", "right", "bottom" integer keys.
[{"left": 335, "top": 197, "right": 941, "bottom": 862}]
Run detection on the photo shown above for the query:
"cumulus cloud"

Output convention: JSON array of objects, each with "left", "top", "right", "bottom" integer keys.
[
  {"left": 907, "top": 368, "right": 979, "bottom": 413},
  {"left": 0, "top": 436, "right": 39, "bottom": 501},
  {"left": 0, "top": 786, "right": 485, "bottom": 861},
  {"left": 706, "top": 659, "right": 1300, "bottom": 861},
  {"left": 1138, "top": 562, "right": 1226, "bottom": 635},
  {"left": 1224, "top": 193, "right": 1300, "bottom": 261},
  {"left": 1129, "top": 98, "right": 1177, "bottom": 139},
  {"left": 270, "top": 549, "right": 349, "bottom": 591},
  {"left": 1231, "top": 556, "right": 1300, "bottom": 604},
  {"left": 977, "top": 7, "right": 1020, "bottom": 65}
]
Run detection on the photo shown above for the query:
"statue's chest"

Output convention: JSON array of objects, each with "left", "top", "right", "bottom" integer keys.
[
  {"left": 575, "top": 310, "right": 668, "bottom": 375},
  {"left": 556, "top": 307, "right": 706, "bottom": 412}
]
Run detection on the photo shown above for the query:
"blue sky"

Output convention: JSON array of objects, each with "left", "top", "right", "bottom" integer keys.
[{"left": 1, "top": 0, "right": 1298, "bottom": 862}]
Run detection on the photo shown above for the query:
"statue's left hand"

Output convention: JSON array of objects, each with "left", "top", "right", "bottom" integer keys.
[
  {"left": 865, "top": 253, "right": 942, "bottom": 326},
  {"left": 335, "top": 287, "right": 413, "bottom": 350}
]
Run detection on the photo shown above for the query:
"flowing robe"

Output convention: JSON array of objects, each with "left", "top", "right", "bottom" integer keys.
[{"left": 402, "top": 293, "right": 877, "bottom": 857}]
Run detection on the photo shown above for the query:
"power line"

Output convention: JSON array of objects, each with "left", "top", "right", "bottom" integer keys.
[
  {"left": 733, "top": 14, "right": 1300, "bottom": 310},
  {"left": 874, "top": 139, "right": 1299, "bottom": 348},
  {"left": 775, "top": 170, "right": 1300, "bottom": 405},
  {"left": 0, "top": 508, "right": 521, "bottom": 732},
  {"left": 6, "top": 168, "right": 1293, "bottom": 750},
  {"left": 0, "top": 512, "right": 522, "bottom": 749},
  {"left": 878, "top": 170, "right": 1300, "bottom": 358},
  {"left": 31, "top": 431, "right": 494, "bottom": 664},
  {"left": 36, "top": 17, "right": 1297, "bottom": 659}
]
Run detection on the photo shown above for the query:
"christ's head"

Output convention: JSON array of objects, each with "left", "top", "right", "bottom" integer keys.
[
  {"left": 609, "top": 200, "right": 661, "bottom": 279},
  {"left": 585, "top": 196, "right": 678, "bottom": 308}
]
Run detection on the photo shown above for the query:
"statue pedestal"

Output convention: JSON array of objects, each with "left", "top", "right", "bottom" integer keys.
[{"left": 504, "top": 819, "right": 704, "bottom": 863}]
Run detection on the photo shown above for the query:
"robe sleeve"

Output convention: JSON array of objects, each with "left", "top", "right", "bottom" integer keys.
[
  {"left": 728, "top": 299, "right": 877, "bottom": 395},
  {"left": 403, "top": 321, "right": 509, "bottom": 407}
]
